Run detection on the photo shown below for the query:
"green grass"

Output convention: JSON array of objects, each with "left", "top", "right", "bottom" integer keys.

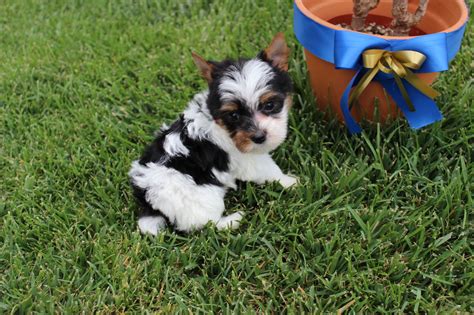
[{"left": 0, "top": 0, "right": 472, "bottom": 313}]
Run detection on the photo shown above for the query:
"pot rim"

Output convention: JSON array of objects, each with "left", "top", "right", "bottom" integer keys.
[{"left": 294, "top": 0, "right": 469, "bottom": 40}]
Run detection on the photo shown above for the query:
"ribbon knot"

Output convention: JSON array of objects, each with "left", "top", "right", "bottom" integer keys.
[{"left": 349, "top": 49, "right": 440, "bottom": 112}]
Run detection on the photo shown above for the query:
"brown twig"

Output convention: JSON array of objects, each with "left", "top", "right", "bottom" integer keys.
[
  {"left": 391, "top": 0, "right": 430, "bottom": 36},
  {"left": 351, "top": 0, "right": 381, "bottom": 31}
]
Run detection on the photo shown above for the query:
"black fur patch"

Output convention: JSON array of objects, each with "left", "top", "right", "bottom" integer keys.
[{"left": 139, "top": 116, "right": 229, "bottom": 186}]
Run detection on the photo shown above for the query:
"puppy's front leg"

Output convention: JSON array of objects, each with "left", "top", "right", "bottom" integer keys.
[{"left": 239, "top": 154, "right": 298, "bottom": 188}]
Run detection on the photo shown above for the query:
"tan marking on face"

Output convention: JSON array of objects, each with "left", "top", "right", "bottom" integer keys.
[
  {"left": 259, "top": 91, "right": 280, "bottom": 105},
  {"left": 232, "top": 130, "right": 253, "bottom": 153},
  {"left": 220, "top": 103, "right": 239, "bottom": 113}
]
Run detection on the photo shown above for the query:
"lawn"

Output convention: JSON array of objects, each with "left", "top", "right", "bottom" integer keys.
[{"left": 0, "top": 0, "right": 472, "bottom": 313}]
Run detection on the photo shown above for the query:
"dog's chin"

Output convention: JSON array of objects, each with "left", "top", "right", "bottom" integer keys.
[
  {"left": 253, "top": 142, "right": 283, "bottom": 154},
  {"left": 247, "top": 144, "right": 271, "bottom": 154},
  {"left": 238, "top": 136, "right": 286, "bottom": 154}
]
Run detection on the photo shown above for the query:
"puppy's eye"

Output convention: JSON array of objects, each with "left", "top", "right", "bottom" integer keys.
[
  {"left": 262, "top": 102, "right": 275, "bottom": 112},
  {"left": 228, "top": 112, "right": 240, "bottom": 122}
]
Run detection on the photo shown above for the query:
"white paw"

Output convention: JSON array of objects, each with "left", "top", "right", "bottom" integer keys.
[
  {"left": 228, "top": 211, "right": 243, "bottom": 229},
  {"left": 216, "top": 211, "right": 244, "bottom": 230},
  {"left": 138, "top": 216, "right": 167, "bottom": 236},
  {"left": 278, "top": 174, "right": 298, "bottom": 188}
]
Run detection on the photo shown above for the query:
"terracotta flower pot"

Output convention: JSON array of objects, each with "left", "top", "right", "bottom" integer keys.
[{"left": 294, "top": 0, "right": 469, "bottom": 130}]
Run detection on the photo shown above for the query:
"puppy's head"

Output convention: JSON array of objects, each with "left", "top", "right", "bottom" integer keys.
[{"left": 192, "top": 33, "right": 292, "bottom": 153}]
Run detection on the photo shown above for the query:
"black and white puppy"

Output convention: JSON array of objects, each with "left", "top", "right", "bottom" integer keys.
[{"left": 129, "top": 33, "right": 297, "bottom": 235}]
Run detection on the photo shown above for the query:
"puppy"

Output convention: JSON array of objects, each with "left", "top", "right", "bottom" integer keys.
[{"left": 129, "top": 33, "right": 297, "bottom": 235}]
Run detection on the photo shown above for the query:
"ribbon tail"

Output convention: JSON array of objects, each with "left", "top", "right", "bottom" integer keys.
[
  {"left": 393, "top": 75, "right": 415, "bottom": 111},
  {"left": 404, "top": 70, "right": 440, "bottom": 99},
  {"left": 349, "top": 65, "right": 380, "bottom": 110},
  {"left": 341, "top": 68, "right": 365, "bottom": 134},
  {"left": 380, "top": 78, "right": 443, "bottom": 129}
]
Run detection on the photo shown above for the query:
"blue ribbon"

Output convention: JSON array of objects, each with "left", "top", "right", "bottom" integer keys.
[{"left": 294, "top": 2, "right": 468, "bottom": 134}]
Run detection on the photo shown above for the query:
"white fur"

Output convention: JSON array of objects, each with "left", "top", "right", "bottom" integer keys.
[
  {"left": 212, "top": 168, "right": 237, "bottom": 189},
  {"left": 278, "top": 174, "right": 298, "bottom": 188},
  {"left": 216, "top": 211, "right": 243, "bottom": 230},
  {"left": 163, "top": 132, "right": 189, "bottom": 157},
  {"left": 229, "top": 153, "right": 296, "bottom": 186},
  {"left": 138, "top": 216, "right": 167, "bottom": 235},
  {"left": 219, "top": 59, "right": 274, "bottom": 109}
]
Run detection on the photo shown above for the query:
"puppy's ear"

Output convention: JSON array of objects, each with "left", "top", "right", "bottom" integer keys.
[
  {"left": 261, "top": 33, "right": 290, "bottom": 72},
  {"left": 192, "top": 52, "right": 214, "bottom": 83}
]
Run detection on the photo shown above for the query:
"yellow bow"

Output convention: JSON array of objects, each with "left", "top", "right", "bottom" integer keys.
[{"left": 349, "top": 49, "right": 440, "bottom": 111}]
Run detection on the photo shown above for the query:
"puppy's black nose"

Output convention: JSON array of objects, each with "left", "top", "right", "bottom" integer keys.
[{"left": 251, "top": 131, "right": 266, "bottom": 144}]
